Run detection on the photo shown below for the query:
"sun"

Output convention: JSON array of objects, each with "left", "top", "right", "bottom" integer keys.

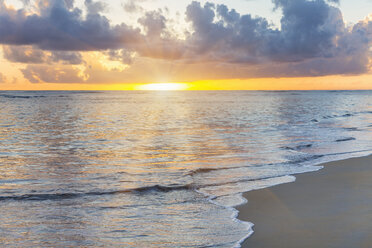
[{"left": 135, "top": 83, "right": 189, "bottom": 91}]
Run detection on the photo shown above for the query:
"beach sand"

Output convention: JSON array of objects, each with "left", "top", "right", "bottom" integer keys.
[{"left": 237, "top": 155, "right": 372, "bottom": 248}]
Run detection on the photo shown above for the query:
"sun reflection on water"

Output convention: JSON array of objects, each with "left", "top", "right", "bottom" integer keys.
[{"left": 134, "top": 83, "right": 189, "bottom": 91}]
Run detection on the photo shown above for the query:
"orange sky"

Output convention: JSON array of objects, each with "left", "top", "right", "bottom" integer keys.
[{"left": 1, "top": 74, "right": 372, "bottom": 91}]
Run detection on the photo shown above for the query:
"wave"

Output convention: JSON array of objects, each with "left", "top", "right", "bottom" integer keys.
[
  {"left": 0, "top": 149, "right": 361, "bottom": 203},
  {"left": 198, "top": 175, "right": 298, "bottom": 193},
  {"left": 316, "top": 110, "right": 371, "bottom": 122},
  {"left": 335, "top": 137, "right": 356, "bottom": 142},
  {"left": 360, "top": 111, "right": 372, "bottom": 114},
  {"left": 342, "top": 127, "right": 359, "bottom": 131},
  {"left": 0, "top": 184, "right": 193, "bottom": 202},
  {"left": 187, "top": 166, "right": 239, "bottom": 176},
  {"left": 323, "top": 113, "right": 354, "bottom": 119},
  {"left": 287, "top": 154, "right": 324, "bottom": 164},
  {"left": 281, "top": 143, "right": 313, "bottom": 151},
  {"left": 0, "top": 94, "right": 46, "bottom": 99}
]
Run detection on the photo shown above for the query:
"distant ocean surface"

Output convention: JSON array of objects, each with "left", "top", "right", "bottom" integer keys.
[{"left": 0, "top": 91, "right": 371, "bottom": 247}]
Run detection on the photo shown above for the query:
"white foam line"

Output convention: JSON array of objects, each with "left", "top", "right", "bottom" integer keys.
[
  {"left": 196, "top": 175, "right": 298, "bottom": 248},
  {"left": 204, "top": 191, "right": 254, "bottom": 248},
  {"left": 229, "top": 194, "right": 254, "bottom": 248},
  {"left": 195, "top": 151, "right": 372, "bottom": 248}
]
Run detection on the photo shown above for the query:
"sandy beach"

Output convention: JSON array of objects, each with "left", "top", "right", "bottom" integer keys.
[{"left": 238, "top": 155, "right": 372, "bottom": 248}]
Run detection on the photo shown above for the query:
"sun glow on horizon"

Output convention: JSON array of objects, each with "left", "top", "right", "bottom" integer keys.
[{"left": 134, "top": 83, "right": 189, "bottom": 91}]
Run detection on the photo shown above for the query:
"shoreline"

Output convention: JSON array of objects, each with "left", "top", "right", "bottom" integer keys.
[{"left": 236, "top": 154, "right": 372, "bottom": 248}]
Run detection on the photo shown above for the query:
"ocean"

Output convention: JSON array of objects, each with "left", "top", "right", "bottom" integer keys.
[{"left": 0, "top": 90, "right": 371, "bottom": 247}]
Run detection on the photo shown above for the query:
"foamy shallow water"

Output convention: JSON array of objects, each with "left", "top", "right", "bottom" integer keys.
[{"left": 0, "top": 91, "right": 371, "bottom": 247}]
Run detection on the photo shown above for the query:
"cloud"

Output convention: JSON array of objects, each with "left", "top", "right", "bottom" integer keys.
[
  {"left": 139, "top": 10, "right": 167, "bottom": 38},
  {"left": 123, "top": 0, "right": 148, "bottom": 13},
  {"left": 84, "top": 0, "right": 107, "bottom": 14},
  {"left": 185, "top": 0, "right": 342, "bottom": 62},
  {"left": 0, "top": 0, "right": 371, "bottom": 83},
  {"left": 3, "top": 45, "right": 47, "bottom": 64},
  {"left": 0, "top": 0, "right": 183, "bottom": 59},
  {"left": 106, "top": 49, "right": 135, "bottom": 65},
  {"left": 183, "top": 0, "right": 372, "bottom": 75},
  {"left": 0, "top": 0, "right": 143, "bottom": 51},
  {"left": 50, "top": 51, "right": 83, "bottom": 64},
  {"left": 3, "top": 45, "right": 83, "bottom": 64},
  {"left": 21, "top": 64, "right": 87, "bottom": 83},
  {"left": 269, "top": 0, "right": 344, "bottom": 61},
  {"left": 0, "top": 72, "right": 6, "bottom": 83}
]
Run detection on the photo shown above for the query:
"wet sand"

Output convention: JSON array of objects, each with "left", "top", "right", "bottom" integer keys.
[{"left": 237, "top": 155, "right": 372, "bottom": 248}]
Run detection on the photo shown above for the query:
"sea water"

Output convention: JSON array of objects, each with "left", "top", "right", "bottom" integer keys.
[{"left": 0, "top": 91, "right": 371, "bottom": 247}]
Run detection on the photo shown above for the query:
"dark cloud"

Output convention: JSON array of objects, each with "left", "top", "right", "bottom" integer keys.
[
  {"left": 270, "top": 0, "right": 343, "bottom": 61},
  {"left": 0, "top": 0, "right": 183, "bottom": 61},
  {"left": 183, "top": 0, "right": 372, "bottom": 75},
  {"left": 3, "top": 45, "right": 83, "bottom": 64},
  {"left": 106, "top": 49, "right": 134, "bottom": 65},
  {"left": 0, "top": 0, "right": 142, "bottom": 51},
  {"left": 139, "top": 10, "right": 167, "bottom": 38},
  {"left": 185, "top": 0, "right": 344, "bottom": 62},
  {"left": 84, "top": 0, "right": 107, "bottom": 14},
  {"left": 50, "top": 51, "right": 83, "bottom": 64},
  {"left": 3, "top": 45, "right": 47, "bottom": 64}
]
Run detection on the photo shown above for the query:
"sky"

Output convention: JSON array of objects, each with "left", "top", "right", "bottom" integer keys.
[{"left": 0, "top": 0, "right": 371, "bottom": 90}]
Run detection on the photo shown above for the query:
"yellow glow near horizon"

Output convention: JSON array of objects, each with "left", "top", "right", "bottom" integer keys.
[
  {"left": 134, "top": 83, "right": 189, "bottom": 91},
  {"left": 1, "top": 75, "right": 372, "bottom": 91}
]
